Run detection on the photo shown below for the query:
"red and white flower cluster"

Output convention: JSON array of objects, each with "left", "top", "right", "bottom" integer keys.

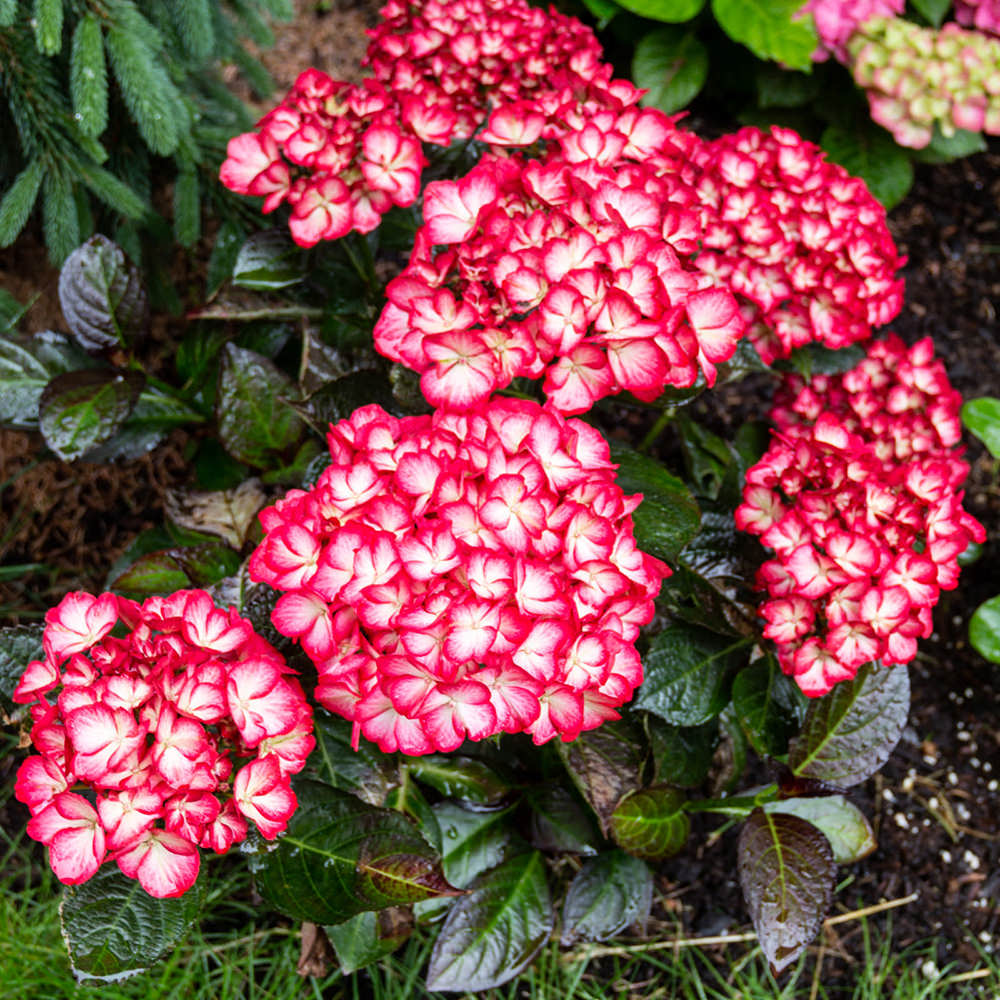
[
  {"left": 736, "top": 335, "right": 985, "bottom": 696},
  {"left": 797, "top": 0, "right": 904, "bottom": 63},
  {"left": 220, "top": 69, "right": 426, "bottom": 247},
  {"left": 955, "top": 0, "right": 1000, "bottom": 37},
  {"left": 13, "top": 590, "right": 313, "bottom": 897},
  {"left": 219, "top": 0, "right": 639, "bottom": 247},
  {"left": 374, "top": 113, "right": 745, "bottom": 414},
  {"left": 689, "top": 126, "right": 905, "bottom": 364},
  {"left": 248, "top": 398, "right": 669, "bottom": 754},
  {"left": 848, "top": 17, "right": 1000, "bottom": 148}
]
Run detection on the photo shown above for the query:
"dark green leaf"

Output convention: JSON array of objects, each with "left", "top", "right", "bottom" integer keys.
[
  {"left": 711, "top": 0, "right": 817, "bottom": 71},
  {"left": 561, "top": 851, "right": 652, "bottom": 945},
  {"left": 633, "top": 28, "right": 708, "bottom": 116},
  {"left": 39, "top": 369, "right": 144, "bottom": 461},
  {"left": 107, "top": 550, "right": 190, "bottom": 599},
  {"left": 206, "top": 221, "right": 247, "bottom": 298},
  {"left": 738, "top": 809, "right": 834, "bottom": 973},
  {"left": 252, "top": 780, "right": 457, "bottom": 925},
  {"left": 579, "top": 0, "right": 619, "bottom": 28},
  {"left": 59, "top": 235, "right": 149, "bottom": 353},
  {"left": 61, "top": 866, "right": 205, "bottom": 980},
  {"left": 326, "top": 908, "right": 411, "bottom": 974},
  {"left": 432, "top": 801, "right": 517, "bottom": 892},
  {"left": 788, "top": 663, "right": 909, "bottom": 787},
  {"left": 912, "top": 126, "right": 986, "bottom": 164},
  {"left": 781, "top": 343, "right": 866, "bottom": 380},
  {"left": 607, "top": 442, "right": 701, "bottom": 563},
  {"left": 820, "top": 123, "right": 914, "bottom": 210},
  {"left": 908, "top": 0, "right": 950, "bottom": 27},
  {"left": 527, "top": 785, "right": 602, "bottom": 855},
  {"left": 610, "top": 786, "right": 689, "bottom": 860},
  {"left": 763, "top": 796, "right": 876, "bottom": 864},
  {"left": 169, "top": 544, "right": 242, "bottom": 588},
  {"left": 648, "top": 719, "right": 718, "bottom": 788},
  {"left": 615, "top": 0, "right": 704, "bottom": 19},
  {"left": 557, "top": 719, "right": 646, "bottom": 834},
  {"left": 962, "top": 397, "right": 1000, "bottom": 459},
  {"left": 969, "top": 595, "right": 1000, "bottom": 664},
  {"left": 386, "top": 779, "right": 442, "bottom": 855},
  {"left": 70, "top": 15, "right": 108, "bottom": 137},
  {"left": 298, "top": 328, "right": 346, "bottom": 395},
  {"left": 755, "top": 63, "right": 820, "bottom": 108},
  {"left": 426, "top": 852, "right": 553, "bottom": 992},
  {"left": 232, "top": 230, "right": 306, "bottom": 290},
  {"left": 308, "top": 710, "right": 399, "bottom": 806},
  {"left": 216, "top": 344, "right": 305, "bottom": 467},
  {"left": 409, "top": 755, "right": 510, "bottom": 806},
  {"left": 0, "top": 160, "right": 45, "bottom": 248},
  {"left": 0, "top": 624, "right": 44, "bottom": 716},
  {"left": 635, "top": 624, "right": 750, "bottom": 726},
  {"left": 732, "top": 658, "right": 805, "bottom": 757},
  {"left": 298, "top": 370, "right": 400, "bottom": 433},
  {"left": 173, "top": 169, "right": 200, "bottom": 247}
]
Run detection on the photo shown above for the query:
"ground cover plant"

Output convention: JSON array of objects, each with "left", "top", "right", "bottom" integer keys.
[{"left": 0, "top": 0, "right": 997, "bottom": 994}]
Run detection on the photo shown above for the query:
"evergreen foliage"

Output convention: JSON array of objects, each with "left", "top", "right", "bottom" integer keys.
[{"left": 0, "top": 0, "right": 293, "bottom": 263}]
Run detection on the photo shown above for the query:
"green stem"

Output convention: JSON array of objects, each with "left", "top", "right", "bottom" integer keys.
[
  {"left": 638, "top": 407, "right": 675, "bottom": 453},
  {"left": 684, "top": 783, "right": 779, "bottom": 817}
]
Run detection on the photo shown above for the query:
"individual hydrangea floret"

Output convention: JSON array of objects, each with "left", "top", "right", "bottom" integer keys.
[
  {"left": 688, "top": 125, "right": 906, "bottom": 365},
  {"left": 797, "top": 0, "right": 904, "bottom": 62},
  {"left": 735, "top": 335, "right": 985, "bottom": 696},
  {"left": 955, "top": 0, "right": 1000, "bottom": 37},
  {"left": 248, "top": 399, "right": 670, "bottom": 753},
  {"left": 374, "top": 112, "right": 745, "bottom": 413},
  {"left": 14, "top": 590, "right": 313, "bottom": 897},
  {"left": 848, "top": 17, "right": 1000, "bottom": 148}
]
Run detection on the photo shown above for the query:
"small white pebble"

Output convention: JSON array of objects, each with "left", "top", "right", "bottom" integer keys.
[
  {"left": 947, "top": 771, "right": 959, "bottom": 786},
  {"left": 883, "top": 788, "right": 896, "bottom": 802},
  {"left": 980, "top": 931, "right": 993, "bottom": 944},
  {"left": 964, "top": 687, "right": 973, "bottom": 697},
  {"left": 920, "top": 959, "right": 940, "bottom": 980},
  {"left": 988, "top": 780, "right": 998, "bottom": 792},
  {"left": 957, "top": 730, "right": 971, "bottom": 742},
  {"left": 894, "top": 812, "right": 910, "bottom": 829},
  {"left": 963, "top": 849, "right": 981, "bottom": 870},
  {"left": 902, "top": 776, "right": 916, "bottom": 793},
  {"left": 923, "top": 754, "right": 937, "bottom": 766},
  {"left": 956, "top": 803, "right": 972, "bottom": 821},
  {"left": 983, "top": 761, "right": 992, "bottom": 773},
  {"left": 940, "top": 849, "right": 952, "bottom": 863},
  {"left": 928, "top": 796, "right": 939, "bottom": 810},
  {"left": 970, "top": 757, "right": 981, "bottom": 769}
]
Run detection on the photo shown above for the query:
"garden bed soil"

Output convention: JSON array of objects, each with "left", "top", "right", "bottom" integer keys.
[{"left": 0, "top": 1, "right": 998, "bottom": 990}]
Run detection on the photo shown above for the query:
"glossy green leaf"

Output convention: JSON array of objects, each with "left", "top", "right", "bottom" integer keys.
[
  {"left": 426, "top": 852, "right": 553, "bottom": 992},
  {"left": 969, "top": 595, "right": 1000, "bottom": 664},
  {"left": 607, "top": 442, "right": 701, "bottom": 563},
  {"left": 557, "top": 719, "right": 646, "bottom": 834},
  {"left": 908, "top": 0, "right": 950, "bottom": 27},
  {"left": 326, "top": 908, "right": 411, "bottom": 974},
  {"left": 206, "top": 220, "right": 247, "bottom": 298},
  {"left": 738, "top": 809, "right": 834, "bottom": 973},
  {"left": 712, "top": 0, "right": 817, "bottom": 71},
  {"left": 633, "top": 28, "right": 708, "bottom": 116},
  {"left": 59, "top": 235, "right": 149, "bottom": 353},
  {"left": 732, "top": 658, "right": 805, "bottom": 757},
  {"left": 108, "top": 550, "right": 194, "bottom": 599},
  {"left": 216, "top": 344, "right": 305, "bottom": 467},
  {"left": 615, "top": 0, "right": 704, "bottom": 19},
  {"left": 782, "top": 343, "right": 866, "bottom": 380},
  {"left": 610, "top": 786, "right": 689, "bottom": 860},
  {"left": 308, "top": 710, "right": 399, "bottom": 806},
  {"left": 298, "top": 369, "right": 401, "bottom": 433},
  {"left": 409, "top": 755, "right": 510, "bottom": 805},
  {"left": 635, "top": 624, "right": 750, "bottom": 726},
  {"left": 561, "top": 851, "right": 652, "bottom": 945},
  {"left": 962, "top": 397, "right": 1000, "bottom": 459},
  {"left": 0, "top": 331, "right": 99, "bottom": 428},
  {"left": 763, "top": 796, "right": 876, "bottom": 864},
  {"left": 821, "top": 123, "right": 914, "bottom": 210},
  {"left": 912, "top": 126, "right": 986, "bottom": 164},
  {"left": 527, "top": 785, "right": 602, "bottom": 855},
  {"left": 0, "top": 624, "right": 44, "bottom": 715},
  {"left": 432, "top": 801, "right": 517, "bottom": 892},
  {"left": 39, "top": 369, "right": 144, "bottom": 461},
  {"left": 788, "top": 663, "right": 910, "bottom": 787},
  {"left": 61, "top": 866, "right": 205, "bottom": 980},
  {"left": 252, "top": 780, "right": 458, "bottom": 925},
  {"left": 648, "top": 719, "right": 718, "bottom": 788},
  {"left": 232, "top": 230, "right": 305, "bottom": 290}
]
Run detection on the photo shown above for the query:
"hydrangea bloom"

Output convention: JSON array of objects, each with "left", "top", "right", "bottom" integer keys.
[
  {"left": 14, "top": 590, "right": 313, "bottom": 897},
  {"left": 955, "top": 0, "right": 1000, "bottom": 37},
  {"left": 249, "top": 399, "right": 669, "bottom": 753},
  {"left": 736, "top": 335, "right": 985, "bottom": 696},
  {"left": 689, "top": 126, "right": 905, "bottom": 364},
  {"left": 220, "top": 0, "right": 644, "bottom": 246},
  {"left": 848, "top": 18, "right": 1000, "bottom": 148},
  {"left": 374, "top": 112, "right": 745, "bottom": 413},
  {"left": 797, "top": 0, "right": 904, "bottom": 63}
]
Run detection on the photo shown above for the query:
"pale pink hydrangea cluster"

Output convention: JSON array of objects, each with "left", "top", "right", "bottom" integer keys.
[
  {"left": 955, "top": 0, "right": 1000, "bottom": 37},
  {"left": 689, "top": 126, "right": 905, "bottom": 365},
  {"left": 219, "top": 0, "right": 638, "bottom": 246},
  {"left": 248, "top": 398, "right": 669, "bottom": 754},
  {"left": 736, "top": 335, "right": 985, "bottom": 697},
  {"left": 374, "top": 111, "right": 745, "bottom": 414},
  {"left": 13, "top": 590, "right": 313, "bottom": 897},
  {"left": 848, "top": 17, "right": 1000, "bottom": 148},
  {"left": 798, "top": 0, "right": 904, "bottom": 62}
]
